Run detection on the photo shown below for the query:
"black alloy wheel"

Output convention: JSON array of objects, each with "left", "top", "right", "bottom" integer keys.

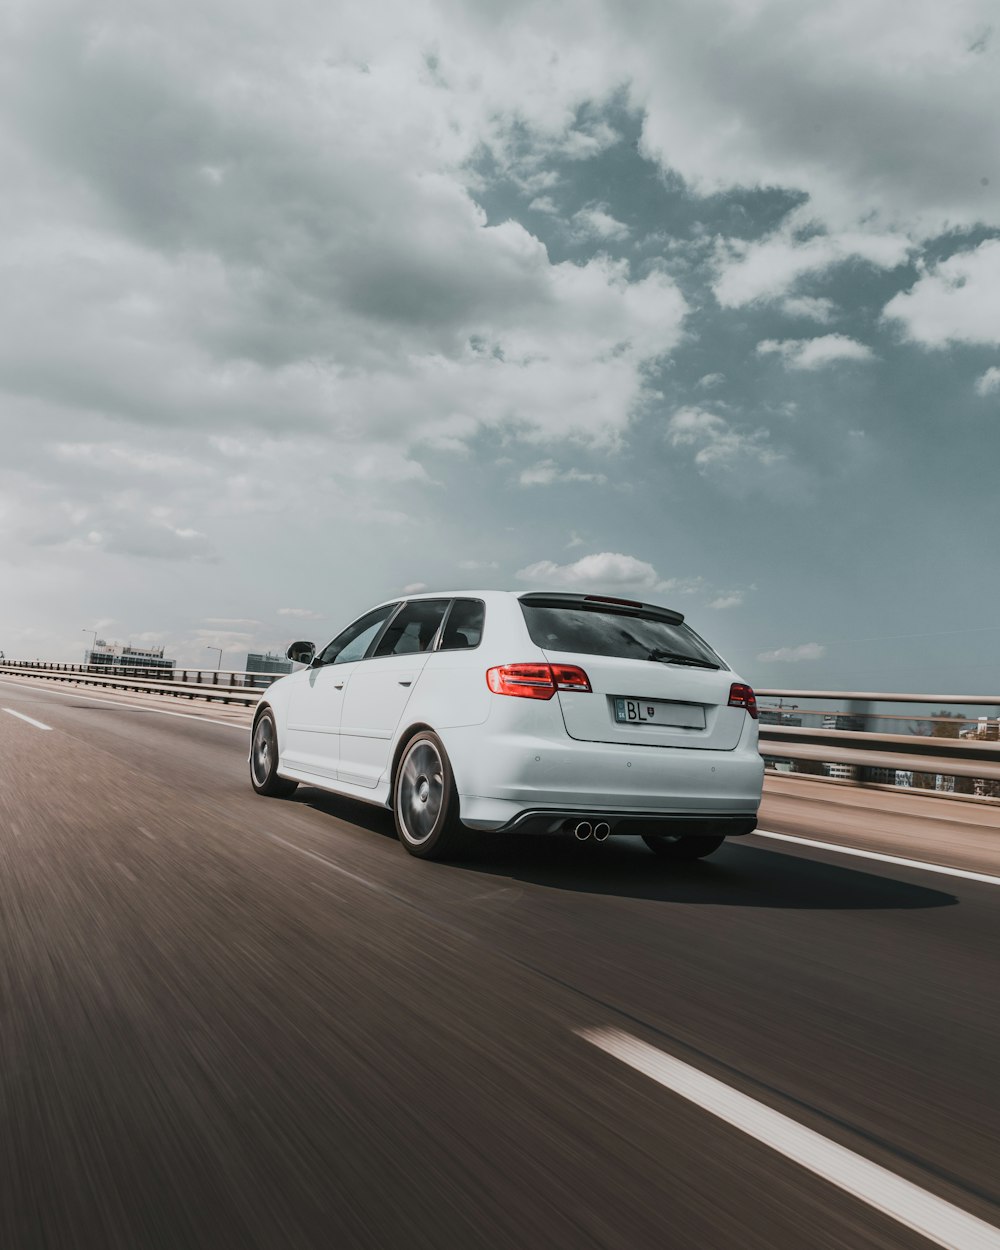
[
  {"left": 393, "top": 731, "right": 466, "bottom": 860},
  {"left": 250, "top": 709, "right": 298, "bottom": 798}
]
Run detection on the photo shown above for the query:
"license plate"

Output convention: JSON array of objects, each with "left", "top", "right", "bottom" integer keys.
[{"left": 613, "top": 697, "right": 706, "bottom": 729}]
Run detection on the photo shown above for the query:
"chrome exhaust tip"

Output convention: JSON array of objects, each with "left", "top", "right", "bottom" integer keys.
[
  {"left": 574, "top": 821, "right": 593, "bottom": 842},
  {"left": 593, "top": 822, "right": 611, "bottom": 842}
]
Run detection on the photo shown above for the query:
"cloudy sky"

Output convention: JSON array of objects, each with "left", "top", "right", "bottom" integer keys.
[{"left": 2, "top": 0, "right": 998, "bottom": 689}]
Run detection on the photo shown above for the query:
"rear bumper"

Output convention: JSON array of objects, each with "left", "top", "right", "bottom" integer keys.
[
  {"left": 488, "top": 810, "right": 758, "bottom": 837},
  {"left": 445, "top": 716, "right": 764, "bottom": 833}
]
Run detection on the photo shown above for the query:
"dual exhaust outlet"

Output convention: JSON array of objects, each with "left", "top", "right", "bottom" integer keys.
[{"left": 571, "top": 820, "right": 611, "bottom": 843}]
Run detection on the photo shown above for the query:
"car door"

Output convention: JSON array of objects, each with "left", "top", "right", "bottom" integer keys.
[
  {"left": 337, "top": 599, "right": 450, "bottom": 789},
  {"left": 283, "top": 603, "right": 400, "bottom": 779}
]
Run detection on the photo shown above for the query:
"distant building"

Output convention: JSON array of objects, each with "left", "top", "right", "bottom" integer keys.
[
  {"left": 86, "top": 640, "right": 175, "bottom": 671},
  {"left": 759, "top": 710, "right": 802, "bottom": 726},
  {"left": 245, "top": 651, "right": 293, "bottom": 677},
  {"left": 822, "top": 712, "right": 866, "bottom": 732}
]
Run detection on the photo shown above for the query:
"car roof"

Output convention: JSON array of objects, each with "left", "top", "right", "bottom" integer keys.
[
  {"left": 370, "top": 588, "right": 683, "bottom": 621},
  {"left": 370, "top": 589, "right": 513, "bottom": 609}
]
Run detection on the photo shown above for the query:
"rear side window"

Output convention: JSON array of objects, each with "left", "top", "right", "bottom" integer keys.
[
  {"left": 519, "top": 603, "right": 726, "bottom": 669},
  {"left": 374, "top": 599, "right": 450, "bottom": 657},
  {"left": 440, "top": 599, "right": 485, "bottom": 651}
]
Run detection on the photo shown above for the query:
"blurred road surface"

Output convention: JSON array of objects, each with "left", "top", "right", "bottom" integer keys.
[{"left": 1, "top": 677, "right": 998, "bottom": 1249}]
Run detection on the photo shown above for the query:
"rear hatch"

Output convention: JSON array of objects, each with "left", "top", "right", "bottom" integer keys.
[{"left": 520, "top": 593, "right": 746, "bottom": 751}]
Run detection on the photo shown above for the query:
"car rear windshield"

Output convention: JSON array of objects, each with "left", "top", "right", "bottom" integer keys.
[{"left": 519, "top": 602, "right": 727, "bottom": 669}]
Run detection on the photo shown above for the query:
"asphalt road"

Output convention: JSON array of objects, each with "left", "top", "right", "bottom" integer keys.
[{"left": 2, "top": 676, "right": 999, "bottom": 1250}]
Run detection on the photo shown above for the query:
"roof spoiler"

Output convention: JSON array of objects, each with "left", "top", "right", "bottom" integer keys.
[{"left": 517, "top": 592, "right": 684, "bottom": 625}]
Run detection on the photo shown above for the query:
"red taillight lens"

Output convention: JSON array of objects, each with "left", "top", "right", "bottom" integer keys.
[
  {"left": 728, "top": 682, "right": 758, "bottom": 719},
  {"left": 486, "top": 663, "right": 591, "bottom": 699},
  {"left": 487, "top": 663, "right": 555, "bottom": 699},
  {"left": 550, "top": 663, "right": 592, "bottom": 692}
]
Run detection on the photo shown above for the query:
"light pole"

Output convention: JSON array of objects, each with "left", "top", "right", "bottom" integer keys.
[
  {"left": 82, "top": 628, "right": 97, "bottom": 664},
  {"left": 206, "top": 645, "right": 223, "bottom": 670}
]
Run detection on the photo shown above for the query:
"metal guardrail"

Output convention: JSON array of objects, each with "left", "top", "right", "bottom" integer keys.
[
  {"left": 756, "top": 688, "right": 1000, "bottom": 794},
  {"left": 0, "top": 662, "right": 268, "bottom": 706}
]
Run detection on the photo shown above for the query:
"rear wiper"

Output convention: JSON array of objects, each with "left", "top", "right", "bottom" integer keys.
[{"left": 646, "top": 649, "right": 719, "bottom": 669}]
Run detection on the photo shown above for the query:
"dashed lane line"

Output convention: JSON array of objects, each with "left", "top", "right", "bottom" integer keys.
[
  {"left": 754, "top": 829, "right": 1000, "bottom": 888},
  {"left": 579, "top": 1027, "right": 1000, "bottom": 1250},
  {"left": 2, "top": 707, "right": 53, "bottom": 731}
]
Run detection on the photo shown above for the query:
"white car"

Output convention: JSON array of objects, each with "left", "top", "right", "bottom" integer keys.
[{"left": 250, "top": 590, "right": 764, "bottom": 861}]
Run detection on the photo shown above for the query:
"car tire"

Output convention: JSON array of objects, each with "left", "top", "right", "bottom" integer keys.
[
  {"left": 393, "top": 731, "right": 466, "bottom": 861},
  {"left": 250, "top": 709, "right": 298, "bottom": 798},
  {"left": 642, "top": 834, "right": 725, "bottom": 861}
]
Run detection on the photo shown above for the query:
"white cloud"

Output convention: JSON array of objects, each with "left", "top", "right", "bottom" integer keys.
[
  {"left": 975, "top": 367, "right": 1000, "bottom": 396},
  {"left": 756, "top": 642, "right": 827, "bottom": 662},
  {"left": 715, "top": 228, "right": 911, "bottom": 308},
  {"left": 757, "top": 335, "right": 875, "bottom": 369},
  {"left": 518, "top": 460, "right": 608, "bottom": 487},
  {"left": 696, "top": 372, "right": 725, "bottom": 390},
  {"left": 192, "top": 628, "right": 256, "bottom": 647},
  {"left": 402, "top": 582, "right": 428, "bottom": 593},
  {"left": 571, "top": 204, "right": 630, "bottom": 242},
  {"left": 667, "top": 407, "right": 784, "bottom": 472},
  {"left": 626, "top": 1, "right": 1000, "bottom": 237},
  {"left": 882, "top": 239, "right": 1000, "bottom": 348},
  {"left": 278, "top": 607, "right": 322, "bottom": 619},
  {"left": 708, "top": 592, "right": 743, "bottom": 610},
  {"left": 782, "top": 296, "right": 837, "bottom": 324},
  {"left": 517, "top": 551, "right": 671, "bottom": 594},
  {"left": 53, "top": 443, "right": 211, "bottom": 477},
  {"left": 204, "top": 617, "right": 262, "bottom": 627}
]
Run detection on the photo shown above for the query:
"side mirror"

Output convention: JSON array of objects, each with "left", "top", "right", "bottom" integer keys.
[{"left": 286, "top": 640, "right": 316, "bottom": 665}]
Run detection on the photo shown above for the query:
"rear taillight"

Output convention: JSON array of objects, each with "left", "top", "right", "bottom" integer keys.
[
  {"left": 486, "top": 663, "right": 592, "bottom": 700},
  {"left": 728, "top": 682, "right": 758, "bottom": 719}
]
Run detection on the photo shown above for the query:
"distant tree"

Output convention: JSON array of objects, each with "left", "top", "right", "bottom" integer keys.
[{"left": 909, "top": 710, "right": 968, "bottom": 739}]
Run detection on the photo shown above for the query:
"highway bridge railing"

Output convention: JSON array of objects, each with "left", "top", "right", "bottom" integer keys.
[
  {"left": 757, "top": 688, "right": 1000, "bottom": 796},
  {"left": 0, "top": 660, "right": 271, "bottom": 706}
]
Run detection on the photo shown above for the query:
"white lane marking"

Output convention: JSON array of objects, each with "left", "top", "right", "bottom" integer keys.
[
  {"left": 3, "top": 707, "right": 53, "bottom": 731},
  {"left": 579, "top": 1027, "right": 1000, "bottom": 1250},
  {"left": 0, "top": 678, "right": 250, "bottom": 732},
  {"left": 754, "top": 829, "right": 1000, "bottom": 888}
]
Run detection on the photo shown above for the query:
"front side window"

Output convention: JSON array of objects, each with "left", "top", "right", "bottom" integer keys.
[
  {"left": 440, "top": 599, "right": 485, "bottom": 650},
  {"left": 316, "top": 603, "right": 399, "bottom": 666},
  {"left": 373, "top": 599, "right": 450, "bottom": 657}
]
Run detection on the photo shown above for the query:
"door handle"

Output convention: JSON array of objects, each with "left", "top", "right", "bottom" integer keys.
[
  {"left": 398, "top": 680, "right": 412, "bottom": 687},
  {"left": 334, "top": 682, "right": 345, "bottom": 690}
]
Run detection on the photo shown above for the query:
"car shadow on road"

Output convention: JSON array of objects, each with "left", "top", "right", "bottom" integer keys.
[
  {"left": 288, "top": 789, "right": 956, "bottom": 911},
  {"left": 447, "top": 836, "right": 959, "bottom": 911},
  {"left": 288, "top": 786, "right": 399, "bottom": 837}
]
